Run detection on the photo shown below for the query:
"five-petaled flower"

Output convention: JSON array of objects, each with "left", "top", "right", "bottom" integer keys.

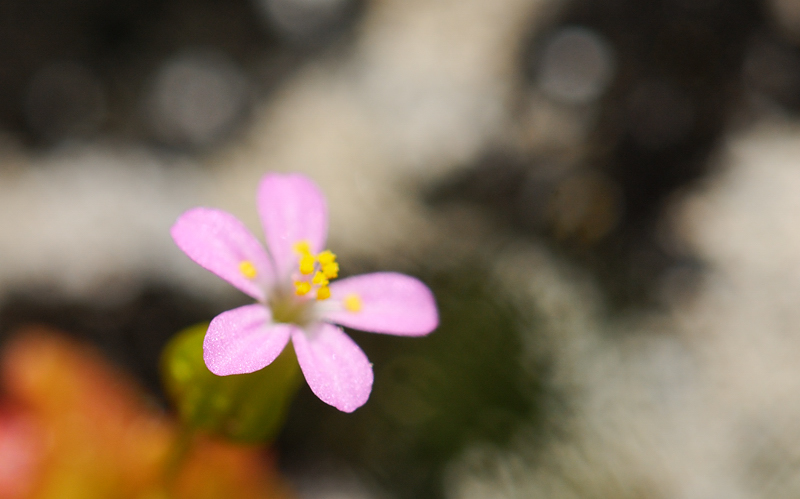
[{"left": 171, "top": 173, "right": 438, "bottom": 412}]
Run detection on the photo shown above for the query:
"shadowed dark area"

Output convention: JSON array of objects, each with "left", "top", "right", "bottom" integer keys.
[
  {"left": 431, "top": 0, "right": 776, "bottom": 310},
  {"left": 0, "top": 0, "right": 362, "bottom": 149},
  {"left": 277, "top": 261, "right": 555, "bottom": 499}
]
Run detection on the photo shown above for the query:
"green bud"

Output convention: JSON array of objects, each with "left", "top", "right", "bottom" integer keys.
[{"left": 161, "top": 323, "right": 302, "bottom": 442}]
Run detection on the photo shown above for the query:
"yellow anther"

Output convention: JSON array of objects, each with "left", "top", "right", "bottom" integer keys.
[
  {"left": 239, "top": 260, "right": 258, "bottom": 280},
  {"left": 299, "top": 254, "right": 316, "bottom": 275},
  {"left": 322, "top": 262, "right": 339, "bottom": 279},
  {"left": 344, "top": 294, "right": 362, "bottom": 312},
  {"left": 316, "top": 286, "right": 331, "bottom": 300},
  {"left": 312, "top": 271, "right": 329, "bottom": 287},
  {"left": 295, "top": 281, "right": 311, "bottom": 296},
  {"left": 293, "top": 241, "right": 311, "bottom": 255},
  {"left": 317, "top": 250, "right": 336, "bottom": 266}
]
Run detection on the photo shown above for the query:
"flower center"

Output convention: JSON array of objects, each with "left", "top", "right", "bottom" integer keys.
[
  {"left": 291, "top": 241, "right": 339, "bottom": 301},
  {"left": 269, "top": 288, "right": 315, "bottom": 326}
]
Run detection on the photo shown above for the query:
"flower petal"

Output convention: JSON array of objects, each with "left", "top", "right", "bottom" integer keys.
[
  {"left": 172, "top": 208, "right": 274, "bottom": 301},
  {"left": 291, "top": 323, "right": 373, "bottom": 412},
  {"left": 323, "top": 272, "right": 438, "bottom": 336},
  {"left": 257, "top": 173, "right": 328, "bottom": 279},
  {"left": 203, "top": 304, "right": 294, "bottom": 376}
]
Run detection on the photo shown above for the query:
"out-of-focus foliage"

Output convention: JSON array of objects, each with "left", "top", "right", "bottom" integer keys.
[
  {"left": 162, "top": 323, "right": 302, "bottom": 443},
  {"left": 280, "top": 260, "right": 552, "bottom": 499},
  {"left": 0, "top": 287, "right": 222, "bottom": 400},
  {"left": 0, "top": 327, "right": 294, "bottom": 499}
]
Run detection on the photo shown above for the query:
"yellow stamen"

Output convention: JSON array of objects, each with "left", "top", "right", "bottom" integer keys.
[
  {"left": 322, "top": 262, "right": 339, "bottom": 279},
  {"left": 344, "top": 294, "right": 362, "bottom": 312},
  {"left": 293, "top": 241, "right": 311, "bottom": 255},
  {"left": 316, "top": 286, "right": 331, "bottom": 300},
  {"left": 293, "top": 243, "right": 340, "bottom": 301},
  {"left": 299, "top": 254, "right": 316, "bottom": 275},
  {"left": 239, "top": 260, "right": 258, "bottom": 280},
  {"left": 312, "top": 271, "right": 329, "bottom": 287},
  {"left": 317, "top": 250, "right": 336, "bottom": 266}
]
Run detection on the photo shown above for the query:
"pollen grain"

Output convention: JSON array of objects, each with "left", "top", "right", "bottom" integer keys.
[
  {"left": 344, "top": 294, "right": 362, "bottom": 312},
  {"left": 239, "top": 260, "right": 258, "bottom": 280}
]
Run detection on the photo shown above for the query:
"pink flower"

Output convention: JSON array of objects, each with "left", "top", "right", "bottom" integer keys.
[{"left": 171, "top": 173, "right": 438, "bottom": 412}]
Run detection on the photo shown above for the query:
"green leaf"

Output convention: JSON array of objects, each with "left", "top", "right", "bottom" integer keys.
[{"left": 161, "top": 323, "right": 302, "bottom": 442}]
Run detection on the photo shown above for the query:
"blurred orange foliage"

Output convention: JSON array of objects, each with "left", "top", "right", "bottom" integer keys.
[{"left": 0, "top": 326, "right": 295, "bottom": 499}]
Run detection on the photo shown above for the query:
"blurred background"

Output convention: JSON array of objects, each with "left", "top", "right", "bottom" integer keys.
[{"left": 2, "top": 0, "right": 800, "bottom": 497}]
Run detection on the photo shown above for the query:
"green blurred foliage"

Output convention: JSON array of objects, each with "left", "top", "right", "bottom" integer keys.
[
  {"left": 280, "top": 260, "right": 552, "bottom": 498},
  {"left": 161, "top": 323, "right": 303, "bottom": 443}
]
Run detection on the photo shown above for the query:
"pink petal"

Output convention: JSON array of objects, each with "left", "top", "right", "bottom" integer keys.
[
  {"left": 291, "top": 323, "right": 373, "bottom": 412},
  {"left": 203, "top": 304, "right": 294, "bottom": 376},
  {"left": 322, "top": 272, "right": 438, "bottom": 336},
  {"left": 257, "top": 173, "right": 328, "bottom": 279},
  {"left": 172, "top": 208, "right": 274, "bottom": 301}
]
